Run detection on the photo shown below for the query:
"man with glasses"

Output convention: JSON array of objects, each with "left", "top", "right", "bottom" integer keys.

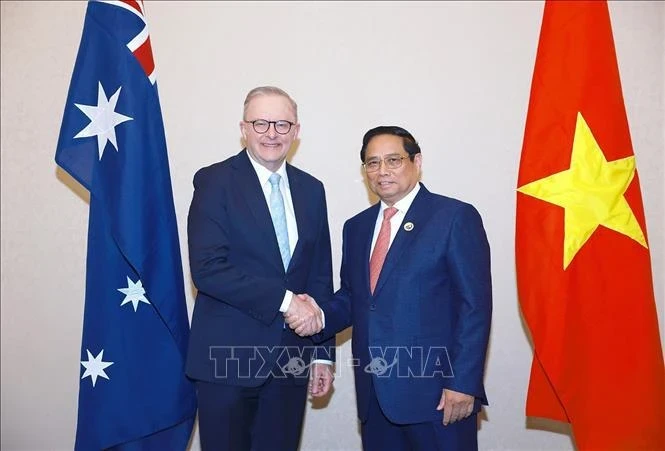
[
  {"left": 186, "top": 86, "right": 335, "bottom": 450},
  {"left": 288, "top": 125, "right": 492, "bottom": 450}
]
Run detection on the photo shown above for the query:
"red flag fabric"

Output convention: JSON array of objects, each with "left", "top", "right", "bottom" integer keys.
[{"left": 516, "top": 1, "right": 665, "bottom": 449}]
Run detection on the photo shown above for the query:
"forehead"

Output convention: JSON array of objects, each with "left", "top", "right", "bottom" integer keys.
[
  {"left": 365, "top": 134, "right": 404, "bottom": 157},
  {"left": 245, "top": 94, "right": 295, "bottom": 120}
]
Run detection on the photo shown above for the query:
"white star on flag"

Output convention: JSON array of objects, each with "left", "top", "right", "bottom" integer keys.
[
  {"left": 118, "top": 276, "right": 151, "bottom": 312},
  {"left": 74, "top": 82, "right": 133, "bottom": 160},
  {"left": 80, "top": 349, "right": 114, "bottom": 387}
]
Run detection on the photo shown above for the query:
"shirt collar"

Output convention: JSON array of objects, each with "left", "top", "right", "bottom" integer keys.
[
  {"left": 246, "top": 150, "right": 289, "bottom": 188},
  {"left": 380, "top": 182, "right": 421, "bottom": 215}
]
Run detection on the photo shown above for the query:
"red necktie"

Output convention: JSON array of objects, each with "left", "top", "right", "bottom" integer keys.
[{"left": 369, "top": 207, "right": 398, "bottom": 294}]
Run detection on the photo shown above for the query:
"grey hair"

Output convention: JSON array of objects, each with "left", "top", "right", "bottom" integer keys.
[{"left": 243, "top": 86, "right": 298, "bottom": 120}]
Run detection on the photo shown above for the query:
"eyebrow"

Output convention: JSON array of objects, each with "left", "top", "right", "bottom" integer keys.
[{"left": 366, "top": 153, "right": 405, "bottom": 160}]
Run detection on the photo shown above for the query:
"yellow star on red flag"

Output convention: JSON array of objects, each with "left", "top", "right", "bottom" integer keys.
[
  {"left": 518, "top": 112, "right": 647, "bottom": 269},
  {"left": 515, "top": 3, "right": 665, "bottom": 449}
]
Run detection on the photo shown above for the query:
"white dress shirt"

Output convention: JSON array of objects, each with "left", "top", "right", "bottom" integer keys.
[
  {"left": 247, "top": 155, "right": 298, "bottom": 312},
  {"left": 370, "top": 183, "right": 421, "bottom": 255},
  {"left": 247, "top": 154, "right": 331, "bottom": 366}
]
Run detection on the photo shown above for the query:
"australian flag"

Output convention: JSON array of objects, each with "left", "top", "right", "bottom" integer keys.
[{"left": 55, "top": 1, "right": 196, "bottom": 449}]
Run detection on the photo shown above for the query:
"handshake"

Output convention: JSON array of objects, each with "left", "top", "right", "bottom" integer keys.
[{"left": 283, "top": 293, "right": 323, "bottom": 337}]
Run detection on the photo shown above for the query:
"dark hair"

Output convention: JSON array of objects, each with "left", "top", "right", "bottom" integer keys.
[{"left": 360, "top": 126, "right": 421, "bottom": 162}]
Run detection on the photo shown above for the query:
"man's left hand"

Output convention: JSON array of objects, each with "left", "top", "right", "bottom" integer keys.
[
  {"left": 309, "top": 363, "right": 334, "bottom": 398},
  {"left": 436, "top": 389, "right": 474, "bottom": 426}
]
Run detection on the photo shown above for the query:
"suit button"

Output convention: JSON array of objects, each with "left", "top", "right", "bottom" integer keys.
[{"left": 369, "top": 304, "right": 376, "bottom": 311}]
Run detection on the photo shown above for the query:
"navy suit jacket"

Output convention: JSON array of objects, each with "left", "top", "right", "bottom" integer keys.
[
  {"left": 186, "top": 150, "right": 334, "bottom": 387},
  {"left": 320, "top": 184, "right": 492, "bottom": 424}
]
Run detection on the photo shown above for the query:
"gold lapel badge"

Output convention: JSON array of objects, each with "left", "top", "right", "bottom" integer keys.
[{"left": 403, "top": 222, "right": 414, "bottom": 232}]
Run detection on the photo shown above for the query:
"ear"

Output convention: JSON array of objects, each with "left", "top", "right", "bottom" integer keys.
[
  {"left": 239, "top": 121, "right": 248, "bottom": 142},
  {"left": 292, "top": 122, "right": 301, "bottom": 140},
  {"left": 414, "top": 153, "right": 423, "bottom": 170}
]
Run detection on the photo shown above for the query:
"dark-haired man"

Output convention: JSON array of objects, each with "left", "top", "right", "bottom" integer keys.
[{"left": 288, "top": 125, "right": 492, "bottom": 450}]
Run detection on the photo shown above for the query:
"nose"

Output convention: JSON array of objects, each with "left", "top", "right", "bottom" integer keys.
[
  {"left": 377, "top": 160, "right": 391, "bottom": 175},
  {"left": 266, "top": 123, "right": 278, "bottom": 138}
]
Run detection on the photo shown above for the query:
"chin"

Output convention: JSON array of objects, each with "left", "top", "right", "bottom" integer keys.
[
  {"left": 261, "top": 152, "right": 284, "bottom": 161},
  {"left": 376, "top": 187, "right": 394, "bottom": 197}
]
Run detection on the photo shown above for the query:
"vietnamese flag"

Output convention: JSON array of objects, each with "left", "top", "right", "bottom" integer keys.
[{"left": 516, "top": 1, "right": 665, "bottom": 449}]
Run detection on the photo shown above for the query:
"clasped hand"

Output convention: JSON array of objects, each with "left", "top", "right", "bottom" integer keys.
[{"left": 283, "top": 294, "right": 322, "bottom": 336}]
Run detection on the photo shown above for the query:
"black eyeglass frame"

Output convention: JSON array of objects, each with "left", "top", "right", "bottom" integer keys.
[{"left": 244, "top": 119, "right": 295, "bottom": 135}]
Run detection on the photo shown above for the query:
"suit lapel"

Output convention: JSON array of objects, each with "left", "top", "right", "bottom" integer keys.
[
  {"left": 361, "top": 204, "right": 381, "bottom": 294},
  {"left": 286, "top": 164, "right": 308, "bottom": 272},
  {"left": 232, "top": 150, "right": 284, "bottom": 274},
  {"left": 373, "top": 186, "right": 433, "bottom": 296}
]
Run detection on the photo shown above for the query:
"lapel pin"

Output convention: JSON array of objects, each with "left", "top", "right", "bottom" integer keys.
[{"left": 404, "top": 222, "right": 414, "bottom": 232}]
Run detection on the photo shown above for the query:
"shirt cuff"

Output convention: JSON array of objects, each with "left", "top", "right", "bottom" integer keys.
[
  {"left": 279, "top": 290, "right": 294, "bottom": 313},
  {"left": 311, "top": 359, "right": 333, "bottom": 366}
]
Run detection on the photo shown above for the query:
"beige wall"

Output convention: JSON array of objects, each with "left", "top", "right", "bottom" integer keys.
[{"left": 1, "top": 1, "right": 663, "bottom": 450}]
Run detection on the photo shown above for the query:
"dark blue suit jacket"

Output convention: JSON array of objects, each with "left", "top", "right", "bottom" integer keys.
[
  {"left": 186, "top": 150, "right": 334, "bottom": 387},
  {"left": 320, "top": 184, "right": 492, "bottom": 424}
]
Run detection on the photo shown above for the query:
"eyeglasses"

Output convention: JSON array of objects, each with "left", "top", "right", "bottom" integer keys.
[
  {"left": 244, "top": 119, "right": 295, "bottom": 135},
  {"left": 363, "top": 155, "right": 410, "bottom": 173}
]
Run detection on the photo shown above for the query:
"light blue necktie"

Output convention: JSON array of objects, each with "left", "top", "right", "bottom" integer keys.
[{"left": 268, "top": 173, "right": 291, "bottom": 271}]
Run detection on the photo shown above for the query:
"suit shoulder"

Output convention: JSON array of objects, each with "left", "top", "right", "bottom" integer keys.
[
  {"left": 418, "top": 192, "right": 486, "bottom": 231},
  {"left": 192, "top": 157, "right": 235, "bottom": 187},
  {"left": 287, "top": 163, "right": 324, "bottom": 190},
  {"left": 344, "top": 204, "right": 379, "bottom": 228},
  {"left": 428, "top": 192, "right": 481, "bottom": 216}
]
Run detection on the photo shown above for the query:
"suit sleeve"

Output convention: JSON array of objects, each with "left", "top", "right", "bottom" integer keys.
[
  {"left": 444, "top": 204, "right": 492, "bottom": 399},
  {"left": 315, "top": 220, "right": 353, "bottom": 343},
  {"left": 307, "top": 183, "right": 337, "bottom": 362},
  {"left": 187, "top": 168, "right": 286, "bottom": 325}
]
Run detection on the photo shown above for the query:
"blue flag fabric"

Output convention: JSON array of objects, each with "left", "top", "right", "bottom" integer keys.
[{"left": 55, "top": 1, "right": 196, "bottom": 449}]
